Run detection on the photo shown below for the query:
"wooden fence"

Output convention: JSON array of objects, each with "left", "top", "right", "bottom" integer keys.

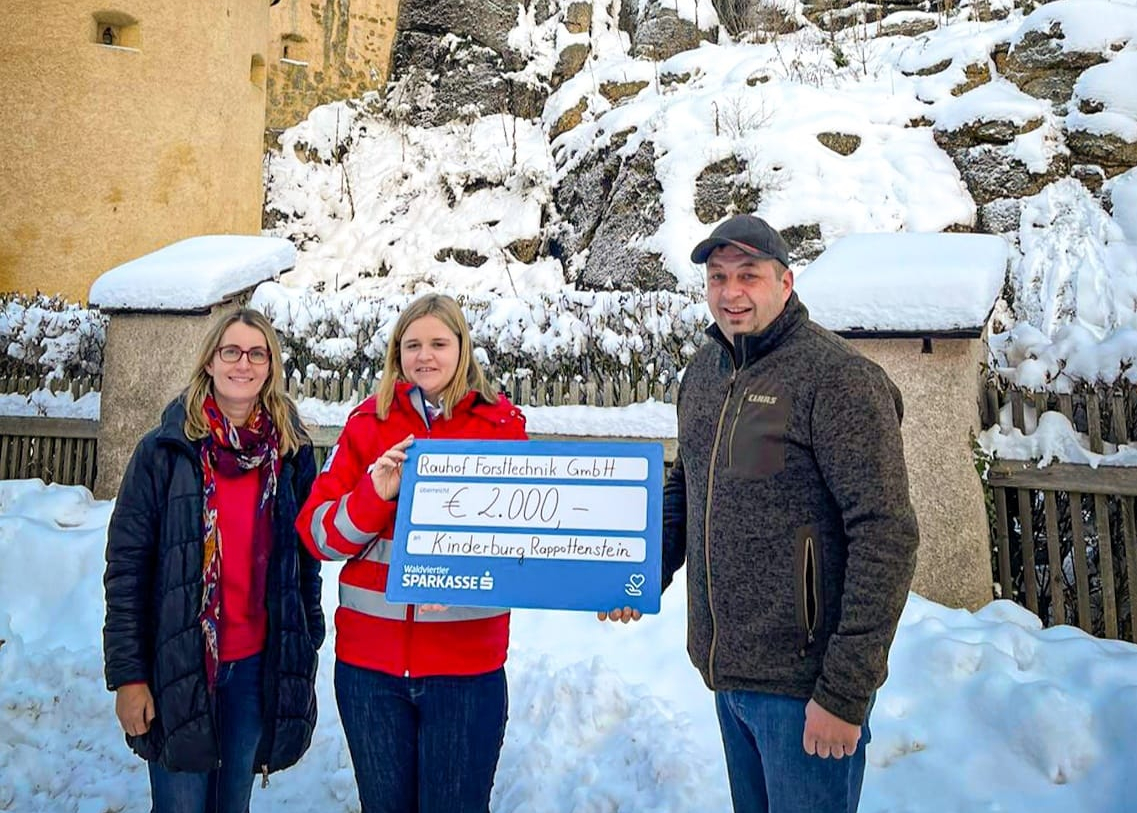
[
  {"left": 0, "top": 374, "right": 101, "bottom": 397},
  {"left": 285, "top": 371, "right": 680, "bottom": 409},
  {"left": 1, "top": 371, "right": 678, "bottom": 409},
  {"left": 0, "top": 370, "right": 678, "bottom": 493},
  {"left": 981, "top": 380, "right": 1137, "bottom": 642},
  {"left": 0, "top": 417, "right": 99, "bottom": 489}
]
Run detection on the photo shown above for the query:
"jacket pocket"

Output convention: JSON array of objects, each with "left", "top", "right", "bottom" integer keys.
[
  {"left": 793, "top": 525, "right": 824, "bottom": 653},
  {"left": 726, "top": 383, "right": 789, "bottom": 479}
]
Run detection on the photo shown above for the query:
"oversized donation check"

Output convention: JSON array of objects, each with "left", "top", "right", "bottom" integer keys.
[{"left": 385, "top": 439, "right": 664, "bottom": 613}]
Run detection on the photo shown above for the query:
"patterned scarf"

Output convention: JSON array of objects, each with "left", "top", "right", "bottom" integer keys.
[{"left": 199, "top": 394, "right": 281, "bottom": 690}]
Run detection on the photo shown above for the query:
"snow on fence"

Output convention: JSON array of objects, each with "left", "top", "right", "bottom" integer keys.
[
  {"left": 981, "top": 380, "right": 1137, "bottom": 642},
  {"left": 0, "top": 370, "right": 679, "bottom": 492},
  {"left": 286, "top": 372, "right": 680, "bottom": 409},
  {"left": 0, "top": 371, "right": 679, "bottom": 409}
]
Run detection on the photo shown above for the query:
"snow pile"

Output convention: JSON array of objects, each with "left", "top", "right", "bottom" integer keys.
[
  {"left": 796, "top": 232, "right": 1007, "bottom": 332},
  {"left": 0, "top": 390, "right": 100, "bottom": 420},
  {"left": 986, "top": 177, "right": 1137, "bottom": 393},
  {"left": 265, "top": 102, "right": 560, "bottom": 296},
  {"left": 1069, "top": 50, "right": 1137, "bottom": 142},
  {"left": 1010, "top": 1, "right": 1137, "bottom": 56},
  {"left": 88, "top": 236, "right": 296, "bottom": 312},
  {"left": 978, "top": 406, "right": 1137, "bottom": 467},
  {"left": 1011, "top": 179, "right": 1137, "bottom": 342},
  {"left": 2, "top": 480, "right": 1137, "bottom": 811}
]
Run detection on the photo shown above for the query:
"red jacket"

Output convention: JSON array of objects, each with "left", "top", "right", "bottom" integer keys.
[{"left": 297, "top": 382, "right": 527, "bottom": 676}]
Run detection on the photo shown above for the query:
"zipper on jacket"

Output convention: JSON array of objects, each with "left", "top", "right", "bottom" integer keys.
[
  {"left": 803, "top": 534, "right": 817, "bottom": 645},
  {"left": 703, "top": 369, "right": 738, "bottom": 688},
  {"left": 797, "top": 531, "right": 821, "bottom": 657},
  {"left": 261, "top": 764, "right": 270, "bottom": 788},
  {"left": 725, "top": 385, "right": 751, "bottom": 469}
]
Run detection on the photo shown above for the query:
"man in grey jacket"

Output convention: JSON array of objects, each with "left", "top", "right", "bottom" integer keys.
[{"left": 602, "top": 215, "right": 919, "bottom": 813}]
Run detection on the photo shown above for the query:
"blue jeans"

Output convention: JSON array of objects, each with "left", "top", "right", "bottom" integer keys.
[
  {"left": 334, "top": 661, "right": 508, "bottom": 813},
  {"left": 148, "top": 654, "right": 264, "bottom": 813},
  {"left": 715, "top": 690, "right": 871, "bottom": 813}
]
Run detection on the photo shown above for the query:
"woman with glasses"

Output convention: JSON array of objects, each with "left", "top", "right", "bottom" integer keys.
[
  {"left": 297, "top": 293, "right": 527, "bottom": 813},
  {"left": 103, "top": 308, "right": 324, "bottom": 813}
]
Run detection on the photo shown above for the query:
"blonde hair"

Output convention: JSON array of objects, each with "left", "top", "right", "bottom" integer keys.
[
  {"left": 183, "top": 308, "right": 308, "bottom": 455},
  {"left": 374, "top": 294, "right": 498, "bottom": 420}
]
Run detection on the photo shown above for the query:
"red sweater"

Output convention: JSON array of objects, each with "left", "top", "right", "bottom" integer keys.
[
  {"left": 297, "top": 383, "right": 527, "bottom": 676},
  {"left": 216, "top": 469, "right": 267, "bottom": 662}
]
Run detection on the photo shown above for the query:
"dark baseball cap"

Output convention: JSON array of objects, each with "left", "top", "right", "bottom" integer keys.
[{"left": 690, "top": 215, "right": 790, "bottom": 267}]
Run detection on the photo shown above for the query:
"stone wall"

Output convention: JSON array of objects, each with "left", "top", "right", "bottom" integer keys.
[{"left": 266, "top": 0, "right": 400, "bottom": 138}]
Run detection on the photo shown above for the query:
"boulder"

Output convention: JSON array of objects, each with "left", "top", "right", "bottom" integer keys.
[
  {"left": 599, "top": 80, "right": 650, "bottom": 105},
  {"left": 804, "top": 0, "right": 884, "bottom": 32},
  {"left": 693, "top": 156, "right": 761, "bottom": 224},
  {"left": 903, "top": 57, "right": 952, "bottom": 77},
  {"left": 564, "top": 2, "right": 592, "bottom": 34},
  {"left": 1070, "top": 163, "right": 1107, "bottom": 194},
  {"left": 578, "top": 141, "right": 674, "bottom": 290},
  {"left": 816, "top": 131, "right": 861, "bottom": 155},
  {"left": 933, "top": 116, "right": 1044, "bottom": 151},
  {"left": 997, "top": 22, "right": 1106, "bottom": 103},
  {"left": 1066, "top": 130, "right": 1137, "bottom": 178},
  {"left": 508, "top": 237, "right": 542, "bottom": 263},
  {"left": 551, "top": 42, "right": 591, "bottom": 89},
  {"left": 878, "top": 13, "right": 938, "bottom": 38},
  {"left": 551, "top": 132, "right": 631, "bottom": 259},
  {"left": 946, "top": 142, "right": 1069, "bottom": 205},
  {"left": 387, "top": 32, "right": 547, "bottom": 127},
  {"left": 633, "top": 1, "right": 715, "bottom": 61},
  {"left": 397, "top": 0, "right": 517, "bottom": 59},
  {"left": 951, "top": 62, "right": 991, "bottom": 96},
  {"left": 714, "top": 0, "right": 801, "bottom": 39},
  {"left": 977, "top": 197, "right": 1024, "bottom": 234},
  {"left": 435, "top": 248, "right": 488, "bottom": 267},
  {"left": 550, "top": 97, "right": 589, "bottom": 140},
  {"left": 780, "top": 223, "right": 826, "bottom": 265}
]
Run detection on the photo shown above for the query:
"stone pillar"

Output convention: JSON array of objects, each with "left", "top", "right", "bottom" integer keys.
[
  {"left": 93, "top": 302, "right": 246, "bottom": 499},
  {"left": 851, "top": 336, "right": 992, "bottom": 611},
  {"left": 88, "top": 235, "right": 296, "bottom": 499}
]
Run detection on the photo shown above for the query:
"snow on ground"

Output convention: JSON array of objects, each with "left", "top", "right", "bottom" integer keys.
[{"left": 3, "top": 478, "right": 1137, "bottom": 813}]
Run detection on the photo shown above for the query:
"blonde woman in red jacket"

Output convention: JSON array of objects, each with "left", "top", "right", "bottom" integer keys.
[{"left": 297, "top": 293, "right": 527, "bottom": 813}]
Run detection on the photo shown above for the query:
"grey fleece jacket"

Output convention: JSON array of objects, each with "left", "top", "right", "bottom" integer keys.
[{"left": 661, "top": 292, "right": 920, "bottom": 725}]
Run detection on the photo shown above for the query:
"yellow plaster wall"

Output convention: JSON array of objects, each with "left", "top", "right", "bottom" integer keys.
[
  {"left": 0, "top": 1, "right": 270, "bottom": 302},
  {"left": 266, "top": 0, "right": 399, "bottom": 139}
]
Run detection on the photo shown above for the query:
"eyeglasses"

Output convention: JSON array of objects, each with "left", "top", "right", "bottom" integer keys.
[{"left": 215, "top": 345, "right": 270, "bottom": 365}]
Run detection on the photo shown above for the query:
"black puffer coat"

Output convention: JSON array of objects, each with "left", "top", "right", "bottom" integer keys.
[{"left": 103, "top": 398, "right": 325, "bottom": 774}]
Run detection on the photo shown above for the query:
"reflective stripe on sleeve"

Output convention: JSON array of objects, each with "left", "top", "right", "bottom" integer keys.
[
  {"left": 338, "top": 582, "right": 507, "bottom": 624},
  {"left": 309, "top": 495, "right": 375, "bottom": 560},
  {"left": 339, "top": 582, "right": 408, "bottom": 621},
  {"left": 413, "top": 605, "right": 509, "bottom": 623},
  {"left": 362, "top": 538, "right": 393, "bottom": 564},
  {"left": 333, "top": 494, "right": 376, "bottom": 545}
]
